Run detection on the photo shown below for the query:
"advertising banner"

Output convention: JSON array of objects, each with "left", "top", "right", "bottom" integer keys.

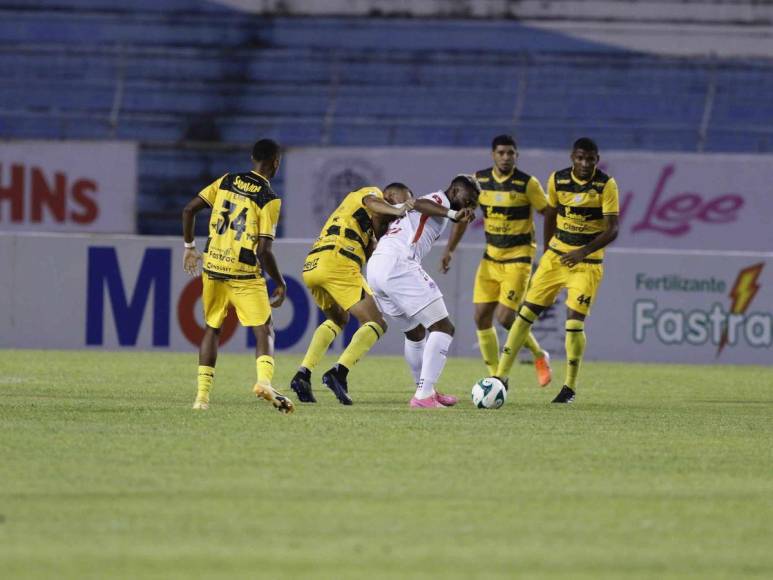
[
  {"left": 0, "top": 141, "right": 137, "bottom": 233},
  {"left": 1, "top": 233, "right": 771, "bottom": 366},
  {"left": 284, "top": 147, "right": 773, "bottom": 251},
  {"left": 588, "top": 249, "right": 773, "bottom": 365}
]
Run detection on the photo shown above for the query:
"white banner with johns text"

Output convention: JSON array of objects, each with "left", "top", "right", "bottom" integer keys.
[{"left": 0, "top": 141, "right": 137, "bottom": 233}]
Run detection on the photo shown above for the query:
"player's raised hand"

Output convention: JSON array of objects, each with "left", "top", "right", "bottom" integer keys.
[
  {"left": 270, "top": 282, "right": 287, "bottom": 308},
  {"left": 183, "top": 248, "right": 202, "bottom": 276},
  {"left": 440, "top": 251, "right": 453, "bottom": 273},
  {"left": 456, "top": 207, "right": 476, "bottom": 223},
  {"left": 402, "top": 198, "right": 416, "bottom": 212}
]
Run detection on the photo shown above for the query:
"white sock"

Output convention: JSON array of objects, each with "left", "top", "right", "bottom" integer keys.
[
  {"left": 416, "top": 331, "right": 453, "bottom": 399},
  {"left": 404, "top": 336, "right": 426, "bottom": 385}
]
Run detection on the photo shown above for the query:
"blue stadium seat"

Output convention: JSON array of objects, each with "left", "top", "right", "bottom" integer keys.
[{"left": 2, "top": 1, "right": 771, "bottom": 234}]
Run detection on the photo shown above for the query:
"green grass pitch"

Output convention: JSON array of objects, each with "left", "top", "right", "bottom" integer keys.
[{"left": 1, "top": 350, "right": 772, "bottom": 579}]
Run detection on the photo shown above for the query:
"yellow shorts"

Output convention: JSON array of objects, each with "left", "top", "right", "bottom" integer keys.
[
  {"left": 473, "top": 257, "right": 533, "bottom": 310},
  {"left": 302, "top": 250, "right": 372, "bottom": 312},
  {"left": 202, "top": 273, "right": 271, "bottom": 328},
  {"left": 524, "top": 249, "right": 604, "bottom": 316}
]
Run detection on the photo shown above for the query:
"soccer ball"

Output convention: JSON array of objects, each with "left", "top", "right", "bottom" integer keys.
[{"left": 471, "top": 377, "right": 507, "bottom": 409}]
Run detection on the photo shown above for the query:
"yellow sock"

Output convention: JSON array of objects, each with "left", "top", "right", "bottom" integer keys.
[
  {"left": 301, "top": 320, "right": 341, "bottom": 371},
  {"left": 256, "top": 355, "right": 275, "bottom": 387},
  {"left": 476, "top": 327, "right": 499, "bottom": 375},
  {"left": 523, "top": 331, "right": 543, "bottom": 357},
  {"left": 338, "top": 321, "right": 384, "bottom": 369},
  {"left": 197, "top": 365, "right": 215, "bottom": 401},
  {"left": 565, "top": 320, "right": 586, "bottom": 390},
  {"left": 496, "top": 305, "right": 538, "bottom": 378}
]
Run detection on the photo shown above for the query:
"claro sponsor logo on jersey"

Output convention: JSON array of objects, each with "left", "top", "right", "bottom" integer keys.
[
  {"left": 633, "top": 264, "right": 770, "bottom": 353},
  {"left": 0, "top": 162, "right": 99, "bottom": 224}
]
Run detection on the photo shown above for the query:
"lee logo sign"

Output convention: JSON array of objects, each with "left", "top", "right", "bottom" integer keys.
[{"left": 0, "top": 141, "right": 136, "bottom": 233}]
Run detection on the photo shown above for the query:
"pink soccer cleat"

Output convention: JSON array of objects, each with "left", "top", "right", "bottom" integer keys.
[
  {"left": 410, "top": 393, "right": 446, "bottom": 408},
  {"left": 535, "top": 350, "right": 552, "bottom": 387},
  {"left": 435, "top": 391, "right": 458, "bottom": 407}
]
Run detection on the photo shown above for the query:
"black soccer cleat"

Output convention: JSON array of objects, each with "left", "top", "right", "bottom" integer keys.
[
  {"left": 552, "top": 385, "right": 576, "bottom": 404},
  {"left": 290, "top": 370, "right": 316, "bottom": 403},
  {"left": 493, "top": 376, "right": 509, "bottom": 391},
  {"left": 322, "top": 367, "right": 353, "bottom": 405}
]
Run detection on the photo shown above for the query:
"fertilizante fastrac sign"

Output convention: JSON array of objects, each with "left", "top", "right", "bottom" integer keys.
[
  {"left": 591, "top": 251, "right": 772, "bottom": 364},
  {"left": 632, "top": 264, "right": 769, "bottom": 355}
]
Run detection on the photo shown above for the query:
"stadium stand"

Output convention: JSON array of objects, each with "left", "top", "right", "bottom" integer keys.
[{"left": 1, "top": 0, "right": 772, "bottom": 233}]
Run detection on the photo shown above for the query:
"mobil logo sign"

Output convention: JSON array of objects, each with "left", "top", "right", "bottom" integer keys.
[
  {"left": 84, "top": 243, "right": 359, "bottom": 352},
  {"left": 0, "top": 141, "right": 136, "bottom": 233}
]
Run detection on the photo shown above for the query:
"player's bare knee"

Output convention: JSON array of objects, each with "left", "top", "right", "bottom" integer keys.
[
  {"left": 474, "top": 310, "right": 493, "bottom": 329},
  {"left": 496, "top": 309, "right": 516, "bottom": 329},
  {"left": 429, "top": 318, "right": 454, "bottom": 336},
  {"left": 474, "top": 302, "right": 497, "bottom": 329},
  {"left": 566, "top": 308, "right": 586, "bottom": 322},
  {"left": 253, "top": 319, "right": 274, "bottom": 339},
  {"left": 327, "top": 308, "right": 348, "bottom": 328},
  {"left": 405, "top": 325, "right": 425, "bottom": 342}
]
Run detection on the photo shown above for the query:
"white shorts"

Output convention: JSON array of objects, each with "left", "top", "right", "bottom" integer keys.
[{"left": 367, "top": 254, "right": 448, "bottom": 331}]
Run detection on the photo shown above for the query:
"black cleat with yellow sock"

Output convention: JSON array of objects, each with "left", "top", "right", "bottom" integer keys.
[
  {"left": 322, "top": 365, "right": 352, "bottom": 405},
  {"left": 290, "top": 368, "right": 316, "bottom": 403},
  {"left": 552, "top": 385, "right": 576, "bottom": 404}
]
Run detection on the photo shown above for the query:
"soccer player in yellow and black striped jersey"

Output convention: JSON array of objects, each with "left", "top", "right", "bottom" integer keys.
[
  {"left": 290, "top": 184, "right": 413, "bottom": 405},
  {"left": 441, "top": 135, "right": 553, "bottom": 387},
  {"left": 495, "top": 137, "right": 620, "bottom": 403},
  {"left": 182, "top": 139, "right": 293, "bottom": 413}
]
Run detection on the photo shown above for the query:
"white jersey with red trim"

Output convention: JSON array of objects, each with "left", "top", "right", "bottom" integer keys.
[{"left": 372, "top": 190, "right": 450, "bottom": 263}]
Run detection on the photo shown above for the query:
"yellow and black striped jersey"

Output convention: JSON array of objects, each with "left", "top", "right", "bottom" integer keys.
[
  {"left": 310, "top": 186, "right": 383, "bottom": 268},
  {"left": 198, "top": 171, "right": 280, "bottom": 279},
  {"left": 547, "top": 167, "right": 619, "bottom": 261},
  {"left": 475, "top": 167, "right": 548, "bottom": 262}
]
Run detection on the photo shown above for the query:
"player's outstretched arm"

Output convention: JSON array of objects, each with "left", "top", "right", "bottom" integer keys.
[
  {"left": 182, "top": 196, "right": 208, "bottom": 275},
  {"left": 559, "top": 214, "right": 619, "bottom": 267},
  {"left": 413, "top": 199, "right": 475, "bottom": 223},
  {"left": 440, "top": 220, "right": 468, "bottom": 274},
  {"left": 363, "top": 195, "right": 414, "bottom": 217},
  {"left": 256, "top": 237, "right": 287, "bottom": 308}
]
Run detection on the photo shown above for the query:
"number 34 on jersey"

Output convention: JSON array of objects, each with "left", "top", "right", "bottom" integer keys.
[{"left": 198, "top": 172, "right": 281, "bottom": 279}]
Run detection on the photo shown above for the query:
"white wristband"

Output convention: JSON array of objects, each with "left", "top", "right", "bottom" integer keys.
[
  {"left": 184, "top": 240, "right": 196, "bottom": 249},
  {"left": 446, "top": 209, "right": 459, "bottom": 221}
]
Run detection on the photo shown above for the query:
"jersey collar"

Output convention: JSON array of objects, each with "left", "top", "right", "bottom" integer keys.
[
  {"left": 570, "top": 168, "right": 595, "bottom": 185},
  {"left": 251, "top": 170, "right": 271, "bottom": 185},
  {"left": 492, "top": 167, "right": 514, "bottom": 184}
]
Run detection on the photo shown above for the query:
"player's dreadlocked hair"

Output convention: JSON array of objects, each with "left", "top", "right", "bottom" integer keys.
[{"left": 452, "top": 174, "right": 482, "bottom": 198}]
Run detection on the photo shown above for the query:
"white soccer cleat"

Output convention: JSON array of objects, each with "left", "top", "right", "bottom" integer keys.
[{"left": 192, "top": 397, "right": 210, "bottom": 411}]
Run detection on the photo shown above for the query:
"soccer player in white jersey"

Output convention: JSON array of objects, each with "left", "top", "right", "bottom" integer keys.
[{"left": 367, "top": 175, "right": 480, "bottom": 408}]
